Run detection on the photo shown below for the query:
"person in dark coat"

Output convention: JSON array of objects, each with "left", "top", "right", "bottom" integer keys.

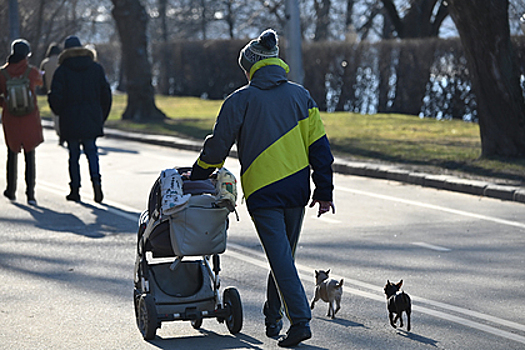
[
  {"left": 48, "top": 35, "right": 112, "bottom": 203},
  {"left": 0, "top": 39, "right": 44, "bottom": 206}
]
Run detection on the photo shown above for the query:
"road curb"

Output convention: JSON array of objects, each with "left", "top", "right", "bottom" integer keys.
[{"left": 42, "top": 120, "right": 524, "bottom": 205}]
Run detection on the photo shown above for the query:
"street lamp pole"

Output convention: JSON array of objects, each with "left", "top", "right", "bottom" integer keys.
[
  {"left": 8, "top": 0, "right": 20, "bottom": 43},
  {"left": 285, "top": 0, "right": 304, "bottom": 85}
]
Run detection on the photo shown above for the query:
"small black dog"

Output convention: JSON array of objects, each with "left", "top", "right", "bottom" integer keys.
[{"left": 384, "top": 280, "right": 411, "bottom": 332}]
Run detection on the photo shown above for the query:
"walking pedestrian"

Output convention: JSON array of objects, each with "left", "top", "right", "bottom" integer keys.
[
  {"left": 40, "top": 43, "right": 62, "bottom": 144},
  {"left": 48, "top": 35, "right": 112, "bottom": 203},
  {"left": 190, "top": 29, "right": 335, "bottom": 347},
  {"left": 0, "top": 39, "right": 44, "bottom": 206}
]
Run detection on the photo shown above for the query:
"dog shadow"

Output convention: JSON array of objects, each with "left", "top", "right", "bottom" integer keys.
[
  {"left": 316, "top": 315, "right": 368, "bottom": 329},
  {"left": 397, "top": 330, "right": 439, "bottom": 347}
]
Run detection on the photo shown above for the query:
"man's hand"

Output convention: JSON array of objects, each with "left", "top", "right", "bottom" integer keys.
[{"left": 309, "top": 200, "right": 335, "bottom": 217}]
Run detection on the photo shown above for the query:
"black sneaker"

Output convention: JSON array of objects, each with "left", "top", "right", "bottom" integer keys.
[
  {"left": 278, "top": 323, "right": 312, "bottom": 348},
  {"left": 266, "top": 319, "right": 283, "bottom": 338}
]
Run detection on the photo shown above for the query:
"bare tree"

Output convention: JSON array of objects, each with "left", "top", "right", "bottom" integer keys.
[
  {"left": 313, "top": 0, "right": 331, "bottom": 41},
  {"left": 447, "top": 0, "right": 525, "bottom": 157},
  {"left": 380, "top": 0, "right": 449, "bottom": 38},
  {"left": 111, "top": 0, "right": 166, "bottom": 121},
  {"left": 377, "top": 0, "right": 449, "bottom": 115}
]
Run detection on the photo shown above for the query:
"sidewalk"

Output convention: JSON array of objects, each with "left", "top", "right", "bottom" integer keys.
[{"left": 43, "top": 120, "right": 525, "bottom": 204}]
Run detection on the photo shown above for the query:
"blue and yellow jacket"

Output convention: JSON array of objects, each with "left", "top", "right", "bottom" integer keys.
[{"left": 191, "top": 58, "right": 333, "bottom": 213}]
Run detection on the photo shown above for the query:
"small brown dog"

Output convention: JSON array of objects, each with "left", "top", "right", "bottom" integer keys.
[
  {"left": 384, "top": 280, "right": 411, "bottom": 331},
  {"left": 310, "top": 269, "right": 344, "bottom": 319}
]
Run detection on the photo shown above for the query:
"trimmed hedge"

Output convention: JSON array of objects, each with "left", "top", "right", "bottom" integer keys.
[{"left": 96, "top": 36, "right": 525, "bottom": 120}]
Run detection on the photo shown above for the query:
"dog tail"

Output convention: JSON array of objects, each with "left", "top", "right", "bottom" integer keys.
[{"left": 336, "top": 279, "right": 344, "bottom": 289}]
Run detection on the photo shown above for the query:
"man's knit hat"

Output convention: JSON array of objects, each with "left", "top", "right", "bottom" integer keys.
[{"left": 238, "top": 29, "right": 279, "bottom": 73}]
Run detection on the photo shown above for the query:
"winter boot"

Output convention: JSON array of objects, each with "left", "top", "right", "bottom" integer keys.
[
  {"left": 66, "top": 186, "right": 81, "bottom": 202},
  {"left": 93, "top": 183, "right": 103, "bottom": 203}
]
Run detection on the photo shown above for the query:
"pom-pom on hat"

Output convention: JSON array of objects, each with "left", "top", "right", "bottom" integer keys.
[{"left": 239, "top": 29, "right": 279, "bottom": 73}]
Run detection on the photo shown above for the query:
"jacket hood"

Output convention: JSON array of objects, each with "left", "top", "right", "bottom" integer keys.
[
  {"left": 58, "top": 46, "right": 96, "bottom": 70},
  {"left": 249, "top": 58, "right": 289, "bottom": 90}
]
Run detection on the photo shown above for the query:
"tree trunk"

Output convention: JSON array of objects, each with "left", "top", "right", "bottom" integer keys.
[
  {"left": 448, "top": 0, "right": 525, "bottom": 157},
  {"left": 380, "top": 0, "right": 449, "bottom": 116},
  {"left": 111, "top": 0, "right": 166, "bottom": 122},
  {"left": 314, "top": 0, "right": 331, "bottom": 41},
  {"left": 157, "top": 0, "right": 170, "bottom": 95}
]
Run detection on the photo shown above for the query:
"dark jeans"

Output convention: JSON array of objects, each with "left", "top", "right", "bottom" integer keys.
[
  {"left": 67, "top": 139, "right": 101, "bottom": 189},
  {"left": 251, "top": 206, "right": 311, "bottom": 326},
  {"left": 5, "top": 148, "right": 36, "bottom": 199}
]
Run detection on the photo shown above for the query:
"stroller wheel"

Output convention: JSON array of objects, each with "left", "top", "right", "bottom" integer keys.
[
  {"left": 191, "top": 318, "right": 203, "bottom": 329},
  {"left": 223, "top": 287, "right": 243, "bottom": 334},
  {"left": 137, "top": 294, "right": 158, "bottom": 340},
  {"left": 133, "top": 289, "right": 141, "bottom": 318}
]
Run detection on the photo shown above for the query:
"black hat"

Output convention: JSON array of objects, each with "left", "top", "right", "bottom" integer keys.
[
  {"left": 64, "top": 35, "right": 82, "bottom": 49},
  {"left": 9, "top": 39, "right": 31, "bottom": 63}
]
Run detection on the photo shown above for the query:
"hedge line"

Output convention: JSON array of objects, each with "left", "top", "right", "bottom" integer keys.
[{"left": 96, "top": 36, "right": 525, "bottom": 120}]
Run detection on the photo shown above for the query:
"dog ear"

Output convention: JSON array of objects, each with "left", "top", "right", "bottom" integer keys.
[
  {"left": 326, "top": 269, "right": 330, "bottom": 275},
  {"left": 397, "top": 280, "right": 403, "bottom": 288},
  {"left": 315, "top": 270, "right": 319, "bottom": 276}
]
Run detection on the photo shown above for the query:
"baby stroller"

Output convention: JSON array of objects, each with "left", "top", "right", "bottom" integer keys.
[{"left": 133, "top": 167, "right": 242, "bottom": 340}]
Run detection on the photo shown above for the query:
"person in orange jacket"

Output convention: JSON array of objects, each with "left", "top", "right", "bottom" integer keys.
[{"left": 0, "top": 39, "right": 44, "bottom": 206}]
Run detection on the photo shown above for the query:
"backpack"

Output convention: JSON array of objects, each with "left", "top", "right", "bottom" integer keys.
[{"left": 1, "top": 67, "right": 35, "bottom": 116}]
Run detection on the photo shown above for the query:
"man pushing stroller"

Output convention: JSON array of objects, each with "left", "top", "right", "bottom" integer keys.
[{"left": 191, "top": 29, "right": 335, "bottom": 348}]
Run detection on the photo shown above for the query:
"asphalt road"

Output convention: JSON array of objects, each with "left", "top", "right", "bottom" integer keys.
[{"left": 0, "top": 128, "right": 524, "bottom": 350}]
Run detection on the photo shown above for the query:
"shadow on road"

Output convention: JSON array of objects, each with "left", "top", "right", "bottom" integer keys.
[
  {"left": 10, "top": 201, "right": 136, "bottom": 238},
  {"left": 398, "top": 330, "right": 439, "bottom": 347},
  {"left": 147, "top": 329, "right": 330, "bottom": 350}
]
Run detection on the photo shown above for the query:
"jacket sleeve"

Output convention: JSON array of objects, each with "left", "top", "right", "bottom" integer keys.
[
  {"left": 307, "top": 101, "right": 334, "bottom": 202},
  {"left": 191, "top": 97, "right": 242, "bottom": 180},
  {"left": 47, "top": 67, "right": 64, "bottom": 115},
  {"left": 98, "top": 64, "right": 112, "bottom": 121}
]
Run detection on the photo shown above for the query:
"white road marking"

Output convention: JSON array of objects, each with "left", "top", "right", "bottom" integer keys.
[
  {"left": 227, "top": 243, "right": 525, "bottom": 345},
  {"left": 411, "top": 242, "right": 451, "bottom": 251},
  {"left": 336, "top": 186, "right": 525, "bottom": 229}
]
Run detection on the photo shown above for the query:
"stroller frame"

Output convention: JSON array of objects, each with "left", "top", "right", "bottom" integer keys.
[{"left": 133, "top": 169, "right": 242, "bottom": 340}]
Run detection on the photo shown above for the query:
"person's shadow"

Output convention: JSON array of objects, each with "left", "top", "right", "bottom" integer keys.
[{"left": 12, "top": 201, "right": 138, "bottom": 238}]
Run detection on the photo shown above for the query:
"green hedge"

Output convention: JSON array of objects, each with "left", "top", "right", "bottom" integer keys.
[{"left": 95, "top": 36, "right": 525, "bottom": 120}]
